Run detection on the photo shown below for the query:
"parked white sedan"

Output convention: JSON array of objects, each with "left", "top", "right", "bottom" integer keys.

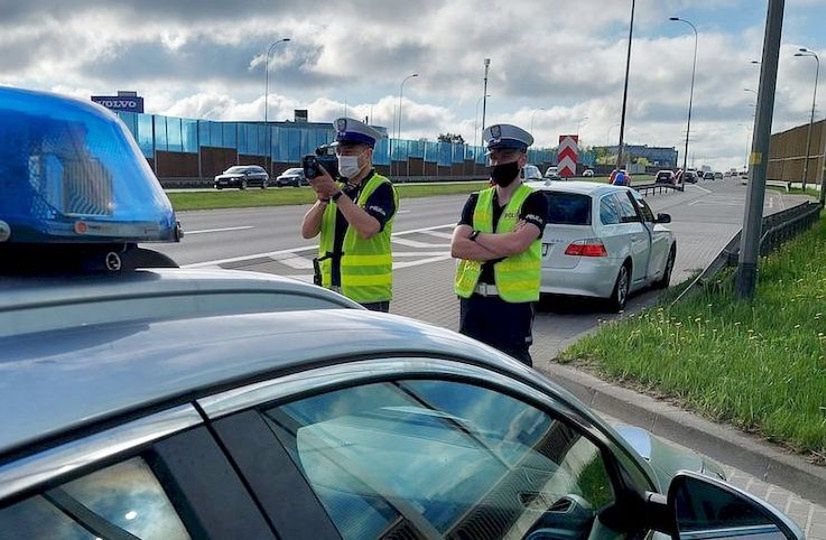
[{"left": 525, "top": 181, "right": 677, "bottom": 311}]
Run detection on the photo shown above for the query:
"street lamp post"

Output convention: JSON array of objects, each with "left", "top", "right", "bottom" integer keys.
[
  {"left": 794, "top": 48, "right": 820, "bottom": 193},
  {"left": 264, "top": 38, "right": 290, "bottom": 176},
  {"left": 529, "top": 108, "right": 546, "bottom": 137},
  {"left": 473, "top": 94, "right": 491, "bottom": 151},
  {"left": 395, "top": 73, "right": 418, "bottom": 177},
  {"left": 481, "top": 59, "right": 491, "bottom": 131},
  {"left": 670, "top": 17, "right": 698, "bottom": 179},
  {"left": 616, "top": 0, "right": 636, "bottom": 170}
]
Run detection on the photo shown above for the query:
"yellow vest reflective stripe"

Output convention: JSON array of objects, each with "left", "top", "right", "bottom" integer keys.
[
  {"left": 454, "top": 183, "right": 541, "bottom": 303},
  {"left": 318, "top": 173, "right": 398, "bottom": 303}
]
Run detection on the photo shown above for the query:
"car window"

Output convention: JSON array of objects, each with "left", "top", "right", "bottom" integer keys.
[
  {"left": 544, "top": 192, "right": 592, "bottom": 225},
  {"left": 613, "top": 193, "right": 640, "bottom": 223},
  {"left": 600, "top": 195, "right": 621, "bottom": 225},
  {"left": 262, "top": 379, "right": 616, "bottom": 540},
  {"left": 0, "top": 457, "right": 190, "bottom": 539},
  {"left": 632, "top": 195, "right": 656, "bottom": 222}
]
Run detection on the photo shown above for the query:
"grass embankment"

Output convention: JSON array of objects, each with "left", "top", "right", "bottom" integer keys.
[
  {"left": 560, "top": 215, "right": 826, "bottom": 462},
  {"left": 168, "top": 182, "right": 490, "bottom": 211}
]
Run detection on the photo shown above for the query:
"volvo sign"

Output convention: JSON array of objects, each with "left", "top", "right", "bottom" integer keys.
[{"left": 91, "top": 91, "right": 144, "bottom": 113}]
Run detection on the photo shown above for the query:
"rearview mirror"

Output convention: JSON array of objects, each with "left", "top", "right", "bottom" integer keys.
[
  {"left": 668, "top": 472, "right": 803, "bottom": 540},
  {"left": 656, "top": 213, "right": 671, "bottom": 224}
]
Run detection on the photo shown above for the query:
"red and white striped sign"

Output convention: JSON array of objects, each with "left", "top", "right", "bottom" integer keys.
[{"left": 558, "top": 135, "right": 579, "bottom": 177}]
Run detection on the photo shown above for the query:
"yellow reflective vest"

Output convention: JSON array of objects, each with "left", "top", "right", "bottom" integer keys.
[
  {"left": 318, "top": 173, "right": 399, "bottom": 303},
  {"left": 455, "top": 184, "right": 541, "bottom": 302}
]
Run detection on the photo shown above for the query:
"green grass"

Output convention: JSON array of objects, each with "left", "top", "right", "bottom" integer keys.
[
  {"left": 560, "top": 215, "right": 826, "bottom": 462},
  {"left": 167, "top": 182, "right": 490, "bottom": 211}
]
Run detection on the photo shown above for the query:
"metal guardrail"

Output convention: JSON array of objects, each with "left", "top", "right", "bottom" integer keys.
[
  {"left": 633, "top": 183, "right": 685, "bottom": 196},
  {"left": 671, "top": 201, "right": 823, "bottom": 305},
  {"left": 765, "top": 179, "right": 792, "bottom": 192},
  {"left": 158, "top": 176, "right": 488, "bottom": 189}
]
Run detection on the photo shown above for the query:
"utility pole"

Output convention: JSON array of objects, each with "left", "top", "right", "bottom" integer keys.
[
  {"left": 737, "top": 0, "right": 785, "bottom": 300},
  {"left": 481, "top": 58, "right": 491, "bottom": 131},
  {"left": 794, "top": 48, "right": 819, "bottom": 191},
  {"left": 616, "top": 0, "right": 636, "bottom": 170}
]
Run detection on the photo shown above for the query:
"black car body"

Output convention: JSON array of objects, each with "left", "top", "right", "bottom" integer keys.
[
  {"left": 655, "top": 170, "right": 676, "bottom": 184},
  {"left": 214, "top": 165, "right": 269, "bottom": 190},
  {"left": 275, "top": 167, "right": 307, "bottom": 187}
]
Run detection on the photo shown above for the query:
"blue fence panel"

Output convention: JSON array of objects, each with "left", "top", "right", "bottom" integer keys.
[
  {"left": 373, "top": 138, "right": 390, "bottom": 165},
  {"left": 208, "top": 122, "right": 222, "bottom": 147},
  {"left": 182, "top": 119, "right": 198, "bottom": 153},
  {"left": 424, "top": 141, "right": 439, "bottom": 162},
  {"left": 134, "top": 114, "right": 153, "bottom": 158},
  {"left": 452, "top": 143, "right": 465, "bottom": 164},
  {"left": 437, "top": 142, "right": 452, "bottom": 166},
  {"left": 222, "top": 122, "right": 237, "bottom": 149},
  {"left": 407, "top": 139, "right": 424, "bottom": 159},
  {"left": 166, "top": 116, "right": 183, "bottom": 153},
  {"left": 153, "top": 116, "right": 168, "bottom": 152}
]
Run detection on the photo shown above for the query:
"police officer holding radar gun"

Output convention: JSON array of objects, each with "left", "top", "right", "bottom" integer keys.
[
  {"left": 451, "top": 124, "right": 548, "bottom": 366},
  {"left": 300, "top": 118, "right": 399, "bottom": 312}
]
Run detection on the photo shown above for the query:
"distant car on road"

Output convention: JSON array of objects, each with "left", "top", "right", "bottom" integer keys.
[
  {"left": 275, "top": 167, "right": 307, "bottom": 187},
  {"left": 714, "top": 171, "right": 724, "bottom": 180},
  {"left": 655, "top": 170, "right": 676, "bottom": 185},
  {"left": 582, "top": 168, "right": 595, "bottom": 177},
  {"left": 704, "top": 171, "right": 716, "bottom": 180},
  {"left": 526, "top": 181, "right": 677, "bottom": 312},
  {"left": 522, "top": 164, "right": 543, "bottom": 181},
  {"left": 683, "top": 170, "right": 698, "bottom": 184},
  {"left": 214, "top": 165, "right": 269, "bottom": 190},
  {"left": 544, "top": 165, "right": 559, "bottom": 178}
]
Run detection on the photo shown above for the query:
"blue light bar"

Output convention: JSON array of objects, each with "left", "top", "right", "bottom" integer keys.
[{"left": 0, "top": 86, "right": 178, "bottom": 243}]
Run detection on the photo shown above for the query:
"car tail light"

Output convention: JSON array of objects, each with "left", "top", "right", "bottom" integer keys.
[{"left": 564, "top": 240, "right": 607, "bottom": 257}]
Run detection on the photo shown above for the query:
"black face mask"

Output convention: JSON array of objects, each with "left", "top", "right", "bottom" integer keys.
[{"left": 489, "top": 161, "right": 521, "bottom": 187}]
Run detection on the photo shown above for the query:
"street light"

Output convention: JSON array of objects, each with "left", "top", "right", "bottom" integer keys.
[
  {"left": 264, "top": 38, "right": 290, "bottom": 176},
  {"left": 794, "top": 47, "right": 819, "bottom": 194},
  {"left": 395, "top": 73, "right": 418, "bottom": 177},
  {"left": 481, "top": 58, "right": 491, "bottom": 131},
  {"left": 616, "top": 0, "right": 636, "bottom": 169},
  {"left": 670, "top": 17, "right": 698, "bottom": 177},
  {"left": 473, "top": 94, "right": 490, "bottom": 151},
  {"left": 529, "top": 108, "right": 546, "bottom": 136}
]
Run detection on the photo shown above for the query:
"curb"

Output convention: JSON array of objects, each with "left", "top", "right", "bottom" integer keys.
[{"left": 537, "top": 362, "right": 826, "bottom": 507}]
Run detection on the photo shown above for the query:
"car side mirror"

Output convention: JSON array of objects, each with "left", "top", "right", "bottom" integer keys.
[
  {"left": 656, "top": 213, "right": 671, "bottom": 224},
  {"left": 667, "top": 471, "right": 803, "bottom": 540}
]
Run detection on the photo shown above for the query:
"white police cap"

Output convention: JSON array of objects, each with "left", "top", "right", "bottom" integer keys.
[
  {"left": 333, "top": 117, "right": 384, "bottom": 148},
  {"left": 483, "top": 123, "right": 534, "bottom": 152}
]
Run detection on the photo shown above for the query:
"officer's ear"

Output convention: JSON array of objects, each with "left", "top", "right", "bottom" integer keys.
[{"left": 518, "top": 150, "right": 528, "bottom": 167}]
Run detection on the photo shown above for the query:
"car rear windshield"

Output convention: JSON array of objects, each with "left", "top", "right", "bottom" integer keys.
[{"left": 542, "top": 192, "right": 592, "bottom": 225}]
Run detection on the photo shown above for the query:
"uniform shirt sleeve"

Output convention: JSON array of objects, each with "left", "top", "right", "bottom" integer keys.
[
  {"left": 520, "top": 191, "right": 549, "bottom": 239},
  {"left": 458, "top": 193, "right": 479, "bottom": 227},
  {"left": 362, "top": 182, "right": 396, "bottom": 232}
]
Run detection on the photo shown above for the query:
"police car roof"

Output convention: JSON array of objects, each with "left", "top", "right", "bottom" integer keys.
[
  {"left": 525, "top": 180, "right": 632, "bottom": 196},
  {"left": 0, "top": 307, "right": 554, "bottom": 457}
]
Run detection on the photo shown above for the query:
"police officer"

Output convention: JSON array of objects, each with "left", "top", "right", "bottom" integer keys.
[
  {"left": 301, "top": 118, "right": 399, "bottom": 312},
  {"left": 451, "top": 124, "right": 549, "bottom": 366}
]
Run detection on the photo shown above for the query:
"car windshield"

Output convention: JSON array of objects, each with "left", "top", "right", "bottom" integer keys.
[
  {"left": 542, "top": 192, "right": 592, "bottom": 225},
  {"left": 284, "top": 168, "right": 303, "bottom": 175},
  {"left": 225, "top": 166, "right": 248, "bottom": 174}
]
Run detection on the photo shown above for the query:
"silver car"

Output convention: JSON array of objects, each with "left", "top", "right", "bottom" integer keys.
[{"left": 526, "top": 181, "right": 677, "bottom": 311}]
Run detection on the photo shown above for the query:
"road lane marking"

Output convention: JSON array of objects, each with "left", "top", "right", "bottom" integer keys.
[
  {"left": 186, "top": 226, "right": 254, "bottom": 235},
  {"left": 419, "top": 230, "right": 454, "bottom": 240},
  {"left": 392, "top": 238, "right": 451, "bottom": 248},
  {"left": 182, "top": 223, "right": 455, "bottom": 268}
]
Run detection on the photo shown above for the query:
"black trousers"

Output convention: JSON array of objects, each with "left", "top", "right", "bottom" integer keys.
[
  {"left": 361, "top": 301, "right": 390, "bottom": 313},
  {"left": 459, "top": 294, "right": 535, "bottom": 366}
]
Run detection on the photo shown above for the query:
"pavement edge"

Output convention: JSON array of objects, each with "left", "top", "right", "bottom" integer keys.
[{"left": 538, "top": 362, "right": 826, "bottom": 507}]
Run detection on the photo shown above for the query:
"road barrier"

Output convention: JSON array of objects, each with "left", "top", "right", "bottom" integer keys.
[
  {"left": 633, "top": 183, "right": 684, "bottom": 196},
  {"left": 671, "top": 201, "right": 823, "bottom": 305}
]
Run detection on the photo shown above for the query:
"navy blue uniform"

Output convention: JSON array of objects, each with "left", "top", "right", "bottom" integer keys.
[{"left": 457, "top": 188, "right": 548, "bottom": 366}]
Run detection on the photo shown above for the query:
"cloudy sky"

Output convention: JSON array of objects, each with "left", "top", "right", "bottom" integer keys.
[{"left": 2, "top": 0, "right": 825, "bottom": 169}]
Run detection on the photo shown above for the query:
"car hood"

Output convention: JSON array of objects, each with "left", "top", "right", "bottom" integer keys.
[
  {"left": 216, "top": 174, "right": 244, "bottom": 179},
  {"left": 613, "top": 425, "right": 726, "bottom": 486},
  {"left": 278, "top": 174, "right": 301, "bottom": 178}
]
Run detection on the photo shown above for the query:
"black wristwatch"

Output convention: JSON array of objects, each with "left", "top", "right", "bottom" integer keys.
[
  {"left": 331, "top": 190, "right": 344, "bottom": 202},
  {"left": 469, "top": 230, "right": 480, "bottom": 242}
]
